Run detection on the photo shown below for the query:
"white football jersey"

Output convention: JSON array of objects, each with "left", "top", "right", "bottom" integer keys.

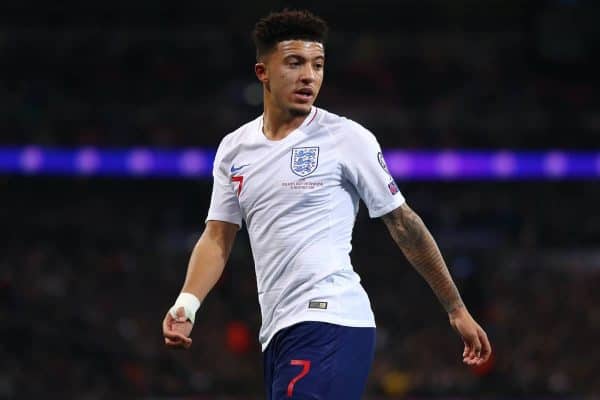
[{"left": 206, "top": 107, "right": 405, "bottom": 350}]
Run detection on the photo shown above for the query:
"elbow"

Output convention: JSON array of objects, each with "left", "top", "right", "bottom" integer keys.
[{"left": 203, "top": 221, "right": 238, "bottom": 252}]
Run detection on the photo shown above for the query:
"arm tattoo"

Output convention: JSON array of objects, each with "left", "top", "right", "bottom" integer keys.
[{"left": 382, "top": 203, "right": 464, "bottom": 313}]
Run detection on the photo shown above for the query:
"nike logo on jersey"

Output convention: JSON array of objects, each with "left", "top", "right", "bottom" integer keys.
[{"left": 230, "top": 164, "right": 249, "bottom": 174}]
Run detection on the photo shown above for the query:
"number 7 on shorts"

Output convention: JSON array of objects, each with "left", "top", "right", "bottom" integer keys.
[{"left": 287, "top": 359, "right": 311, "bottom": 397}]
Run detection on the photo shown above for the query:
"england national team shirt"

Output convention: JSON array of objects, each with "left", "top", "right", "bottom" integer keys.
[{"left": 206, "top": 107, "right": 406, "bottom": 350}]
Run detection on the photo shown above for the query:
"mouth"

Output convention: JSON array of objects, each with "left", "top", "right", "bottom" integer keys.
[{"left": 293, "top": 88, "right": 314, "bottom": 102}]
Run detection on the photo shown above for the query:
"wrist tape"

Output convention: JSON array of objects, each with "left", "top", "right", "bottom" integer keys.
[{"left": 169, "top": 292, "right": 201, "bottom": 324}]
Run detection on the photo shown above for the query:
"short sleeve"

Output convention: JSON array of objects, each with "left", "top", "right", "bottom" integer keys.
[
  {"left": 205, "top": 139, "right": 243, "bottom": 228},
  {"left": 338, "top": 122, "right": 405, "bottom": 218}
]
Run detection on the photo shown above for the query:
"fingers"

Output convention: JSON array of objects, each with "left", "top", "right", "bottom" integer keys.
[
  {"left": 453, "top": 311, "right": 492, "bottom": 366},
  {"left": 478, "top": 329, "right": 492, "bottom": 362},
  {"left": 163, "top": 309, "right": 189, "bottom": 333},
  {"left": 463, "top": 326, "right": 481, "bottom": 365},
  {"left": 462, "top": 329, "right": 492, "bottom": 366},
  {"left": 462, "top": 341, "right": 470, "bottom": 360},
  {"left": 462, "top": 333, "right": 482, "bottom": 366},
  {"left": 164, "top": 335, "right": 192, "bottom": 349},
  {"left": 164, "top": 327, "right": 192, "bottom": 348},
  {"left": 163, "top": 328, "right": 191, "bottom": 341},
  {"left": 163, "top": 310, "right": 192, "bottom": 349}
]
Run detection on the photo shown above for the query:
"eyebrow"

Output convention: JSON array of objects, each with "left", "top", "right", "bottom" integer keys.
[{"left": 284, "top": 54, "right": 326, "bottom": 62}]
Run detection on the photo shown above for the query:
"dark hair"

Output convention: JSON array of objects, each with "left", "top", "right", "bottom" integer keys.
[{"left": 252, "top": 9, "right": 328, "bottom": 60}]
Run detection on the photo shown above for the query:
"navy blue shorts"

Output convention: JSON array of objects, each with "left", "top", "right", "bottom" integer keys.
[{"left": 263, "top": 321, "right": 376, "bottom": 399}]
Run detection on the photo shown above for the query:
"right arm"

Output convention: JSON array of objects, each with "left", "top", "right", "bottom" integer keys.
[
  {"left": 180, "top": 220, "right": 238, "bottom": 301},
  {"left": 162, "top": 220, "right": 238, "bottom": 349}
]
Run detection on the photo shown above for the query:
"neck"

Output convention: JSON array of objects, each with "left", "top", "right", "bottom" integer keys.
[{"left": 262, "top": 95, "right": 310, "bottom": 141}]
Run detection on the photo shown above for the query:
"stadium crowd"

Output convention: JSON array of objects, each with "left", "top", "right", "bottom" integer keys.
[
  {"left": 1, "top": 179, "right": 598, "bottom": 398},
  {"left": 1, "top": 1, "right": 598, "bottom": 150},
  {"left": 1, "top": 1, "right": 599, "bottom": 398}
]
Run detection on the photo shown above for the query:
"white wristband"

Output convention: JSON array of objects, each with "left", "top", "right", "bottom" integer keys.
[{"left": 169, "top": 292, "right": 201, "bottom": 324}]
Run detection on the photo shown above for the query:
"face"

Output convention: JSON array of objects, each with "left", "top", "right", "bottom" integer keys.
[{"left": 256, "top": 40, "right": 325, "bottom": 117}]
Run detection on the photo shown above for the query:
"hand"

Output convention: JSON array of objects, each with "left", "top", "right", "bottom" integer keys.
[
  {"left": 163, "top": 306, "right": 193, "bottom": 349},
  {"left": 448, "top": 306, "right": 492, "bottom": 366}
]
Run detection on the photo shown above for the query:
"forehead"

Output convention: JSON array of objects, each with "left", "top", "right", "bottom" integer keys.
[{"left": 274, "top": 40, "right": 325, "bottom": 58}]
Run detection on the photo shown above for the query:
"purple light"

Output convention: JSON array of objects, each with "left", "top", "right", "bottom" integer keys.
[
  {"left": 1, "top": 147, "right": 600, "bottom": 180},
  {"left": 437, "top": 152, "right": 460, "bottom": 177},
  {"left": 544, "top": 152, "right": 567, "bottom": 177},
  {"left": 76, "top": 148, "right": 100, "bottom": 174},
  {"left": 385, "top": 152, "right": 411, "bottom": 177},
  {"left": 128, "top": 149, "right": 153, "bottom": 175},
  {"left": 21, "top": 147, "right": 43, "bottom": 173},
  {"left": 492, "top": 152, "right": 517, "bottom": 177},
  {"left": 179, "top": 150, "right": 205, "bottom": 176}
]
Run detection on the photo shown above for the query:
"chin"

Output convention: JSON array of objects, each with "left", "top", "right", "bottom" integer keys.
[{"left": 289, "top": 105, "right": 312, "bottom": 117}]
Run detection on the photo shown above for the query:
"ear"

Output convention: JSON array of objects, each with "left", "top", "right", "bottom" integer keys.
[{"left": 255, "top": 62, "right": 268, "bottom": 84}]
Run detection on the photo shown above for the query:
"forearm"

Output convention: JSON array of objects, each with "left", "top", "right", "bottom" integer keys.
[
  {"left": 180, "top": 222, "right": 237, "bottom": 302},
  {"left": 382, "top": 203, "right": 464, "bottom": 313}
]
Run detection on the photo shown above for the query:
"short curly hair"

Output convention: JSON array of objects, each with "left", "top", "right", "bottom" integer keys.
[{"left": 252, "top": 9, "right": 328, "bottom": 60}]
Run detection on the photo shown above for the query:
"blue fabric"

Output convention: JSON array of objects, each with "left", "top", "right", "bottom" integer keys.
[{"left": 263, "top": 321, "right": 376, "bottom": 399}]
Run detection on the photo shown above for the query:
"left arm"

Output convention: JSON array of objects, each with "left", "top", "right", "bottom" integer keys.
[{"left": 382, "top": 202, "right": 492, "bottom": 365}]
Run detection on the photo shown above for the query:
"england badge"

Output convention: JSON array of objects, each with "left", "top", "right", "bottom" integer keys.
[{"left": 291, "top": 147, "right": 319, "bottom": 177}]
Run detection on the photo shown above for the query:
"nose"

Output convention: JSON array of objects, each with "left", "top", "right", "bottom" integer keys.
[{"left": 300, "top": 64, "right": 316, "bottom": 83}]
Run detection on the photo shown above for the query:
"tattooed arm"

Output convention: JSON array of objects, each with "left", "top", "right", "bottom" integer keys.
[
  {"left": 382, "top": 202, "right": 492, "bottom": 365},
  {"left": 381, "top": 202, "right": 463, "bottom": 313}
]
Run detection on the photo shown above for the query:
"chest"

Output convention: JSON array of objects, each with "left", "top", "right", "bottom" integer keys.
[{"left": 227, "top": 141, "right": 340, "bottom": 215}]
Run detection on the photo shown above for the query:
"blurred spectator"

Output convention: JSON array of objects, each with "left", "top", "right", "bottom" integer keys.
[
  {"left": 1, "top": 1, "right": 599, "bottom": 149},
  {"left": 2, "top": 1, "right": 600, "bottom": 398},
  {"left": 1, "top": 179, "right": 599, "bottom": 398}
]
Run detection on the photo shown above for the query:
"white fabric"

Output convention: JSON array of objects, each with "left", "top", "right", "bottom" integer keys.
[
  {"left": 206, "top": 107, "right": 406, "bottom": 350},
  {"left": 169, "top": 292, "right": 201, "bottom": 323}
]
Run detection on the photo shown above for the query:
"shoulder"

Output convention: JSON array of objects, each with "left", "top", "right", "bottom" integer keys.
[
  {"left": 215, "top": 115, "right": 261, "bottom": 157},
  {"left": 315, "top": 107, "right": 378, "bottom": 148}
]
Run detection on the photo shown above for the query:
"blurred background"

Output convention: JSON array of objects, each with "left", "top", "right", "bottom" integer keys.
[{"left": 1, "top": 0, "right": 599, "bottom": 399}]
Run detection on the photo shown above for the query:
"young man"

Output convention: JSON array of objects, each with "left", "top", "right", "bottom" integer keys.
[{"left": 162, "top": 9, "right": 491, "bottom": 399}]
